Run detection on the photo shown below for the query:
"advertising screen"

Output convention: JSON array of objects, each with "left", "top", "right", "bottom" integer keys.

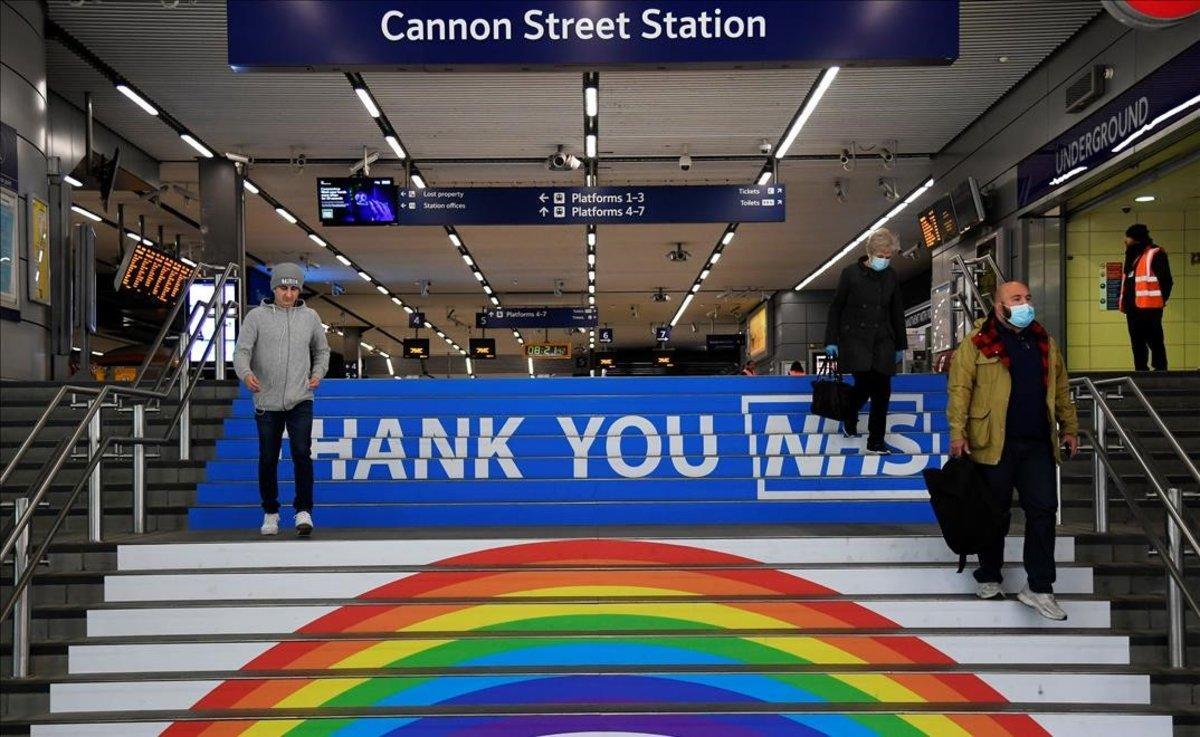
[
  {"left": 317, "top": 177, "right": 400, "bottom": 226},
  {"left": 746, "top": 301, "right": 770, "bottom": 360}
]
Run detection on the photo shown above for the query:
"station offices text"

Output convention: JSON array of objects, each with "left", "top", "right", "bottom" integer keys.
[{"left": 380, "top": 8, "right": 768, "bottom": 43}]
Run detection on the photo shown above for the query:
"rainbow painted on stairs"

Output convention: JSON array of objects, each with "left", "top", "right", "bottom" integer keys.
[{"left": 159, "top": 539, "right": 1051, "bottom": 737}]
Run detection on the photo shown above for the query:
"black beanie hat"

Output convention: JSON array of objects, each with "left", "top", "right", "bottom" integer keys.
[{"left": 1125, "top": 223, "right": 1150, "bottom": 242}]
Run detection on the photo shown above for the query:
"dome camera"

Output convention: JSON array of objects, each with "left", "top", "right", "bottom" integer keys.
[
  {"left": 679, "top": 147, "right": 693, "bottom": 172},
  {"left": 548, "top": 146, "right": 582, "bottom": 171}
]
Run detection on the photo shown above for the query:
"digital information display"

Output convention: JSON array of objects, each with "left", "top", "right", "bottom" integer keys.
[
  {"left": 525, "top": 343, "right": 572, "bottom": 359},
  {"left": 917, "top": 206, "right": 942, "bottom": 249},
  {"left": 933, "top": 194, "right": 959, "bottom": 244},
  {"left": 317, "top": 177, "right": 401, "bottom": 226},
  {"left": 469, "top": 338, "right": 497, "bottom": 359},
  {"left": 115, "top": 242, "right": 194, "bottom": 304},
  {"left": 403, "top": 338, "right": 430, "bottom": 358},
  {"left": 951, "top": 179, "right": 984, "bottom": 233}
]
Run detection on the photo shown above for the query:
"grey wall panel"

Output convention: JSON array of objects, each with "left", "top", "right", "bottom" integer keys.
[{"left": 1, "top": 0, "right": 50, "bottom": 379}]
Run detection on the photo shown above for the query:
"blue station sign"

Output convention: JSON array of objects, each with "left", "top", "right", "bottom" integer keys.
[
  {"left": 227, "top": 0, "right": 958, "bottom": 71},
  {"left": 477, "top": 306, "right": 599, "bottom": 329},
  {"left": 1017, "top": 43, "right": 1200, "bottom": 208},
  {"left": 390, "top": 185, "right": 784, "bottom": 226}
]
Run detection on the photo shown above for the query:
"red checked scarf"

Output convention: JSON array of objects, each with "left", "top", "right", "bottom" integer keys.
[{"left": 971, "top": 314, "right": 1050, "bottom": 385}]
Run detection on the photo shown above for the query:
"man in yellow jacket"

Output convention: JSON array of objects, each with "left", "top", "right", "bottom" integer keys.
[{"left": 947, "top": 281, "right": 1079, "bottom": 620}]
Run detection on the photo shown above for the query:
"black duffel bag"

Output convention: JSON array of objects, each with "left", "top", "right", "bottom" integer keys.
[{"left": 810, "top": 359, "right": 854, "bottom": 421}]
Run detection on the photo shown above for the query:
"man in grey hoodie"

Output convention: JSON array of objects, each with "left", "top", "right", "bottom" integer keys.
[{"left": 233, "top": 263, "right": 330, "bottom": 536}]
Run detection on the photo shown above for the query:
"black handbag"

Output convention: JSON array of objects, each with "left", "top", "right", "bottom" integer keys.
[{"left": 811, "top": 359, "right": 853, "bottom": 421}]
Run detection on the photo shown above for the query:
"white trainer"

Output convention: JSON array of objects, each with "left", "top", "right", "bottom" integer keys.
[
  {"left": 260, "top": 513, "right": 279, "bottom": 536},
  {"left": 1018, "top": 585, "right": 1068, "bottom": 621},
  {"left": 295, "top": 510, "right": 314, "bottom": 537},
  {"left": 976, "top": 581, "right": 1004, "bottom": 600}
]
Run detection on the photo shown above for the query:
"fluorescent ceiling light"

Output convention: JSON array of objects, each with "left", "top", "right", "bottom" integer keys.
[
  {"left": 410, "top": 173, "right": 427, "bottom": 189},
  {"left": 721, "top": 231, "right": 735, "bottom": 246},
  {"left": 587, "top": 253, "right": 596, "bottom": 266},
  {"left": 585, "top": 134, "right": 597, "bottom": 158},
  {"left": 528, "top": 357, "right": 534, "bottom": 375},
  {"left": 385, "top": 135, "right": 406, "bottom": 159},
  {"left": 424, "top": 321, "right": 432, "bottom": 328},
  {"left": 517, "top": 337, "right": 524, "bottom": 344},
  {"left": 385, "top": 357, "right": 395, "bottom": 375},
  {"left": 588, "top": 284, "right": 595, "bottom": 294},
  {"left": 466, "top": 358, "right": 473, "bottom": 374},
  {"left": 588, "top": 295, "right": 595, "bottom": 305},
  {"left": 361, "top": 341, "right": 374, "bottom": 351},
  {"left": 775, "top": 66, "right": 839, "bottom": 159},
  {"left": 242, "top": 180, "right": 260, "bottom": 195},
  {"left": 391, "top": 296, "right": 403, "bottom": 306},
  {"left": 378, "top": 351, "right": 389, "bottom": 359},
  {"left": 691, "top": 284, "right": 700, "bottom": 293},
  {"left": 449, "top": 233, "right": 462, "bottom": 247},
  {"left": 669, "top": 293, "right": 695, "bottom": 327},
  {"left": 275, "top": 207, "right": 297, "bottom": 224},
  {"left": 584, "top": 85, "right": 598, "bottom": 117},
  {"left": 335, "top": 254, "right": 352, "bottom": 266},
  {"left": 699, "top": 269, "right": 710, "bottom": 280},
  {"left": 587, "top": 232, "right": 596, "bottom": 246},
  {"left": 403, "top": 305, "right": 414, "bottom": 314},
  {"left": 512, "top": 330, "right": 520, "bottom": 338},
  {"left": 483, "top": 285, "right": 493, "bottom": 294},
  {"left": 710, "top": 252, "right": 721, "bottom": 264},
  {"left": 473, "top": 271, "right": 484, "bottom": 281},
  {"left": 62, "top": 174, "right": 83, "bottom": 187},
  {"left": 180, "top": 256, "right": 198, "bottom": 267},
  {"left": 308, "top": 233, "right": 327, "bottom": 247},
  {"left": 462, "top": 254, "right": 474, "bottom": 265},
  {"left": 71, "top": 205, "right": 102, "bottom": 222},
  {"left": 355, "top": 87, "right": 380, "bottom": 118},
  {"left": 116, "top": 84, "right": 158, "bottom": 116},
  {"left": 358, "top": 270, "right": 372, "bottom": 281},
  {"left": 490, "top": 296, "right": 500, "bottom": 306},
  {"left": 756, "top": 170, "right": 772, "bottom": 185},
  {"left": 1134, "top": 195, "right": 1156, "bottom": 203},
  {"left": 588, "top": 270, "right": 596, "bottom": 281},
  {"left": 180, "top": 134, "right": 213, "bottom": 158},
  {"left": 376, "top": 284, "right": 389, "bottom": 294},
  {"left": 436, "top": 330, "right": 446, "bottom": 338}
]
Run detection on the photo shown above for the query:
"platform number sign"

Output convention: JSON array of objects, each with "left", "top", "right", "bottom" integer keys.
[
  {"left": 655, "top": 326, "right": 672, "bottom": 342},
  {"left": 408, "top": 311, "right": 425, "bottom": 329}
]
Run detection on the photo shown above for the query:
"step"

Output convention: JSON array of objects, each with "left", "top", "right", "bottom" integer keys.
[
  {"left": 23, "top": 709, "right": 1177, "bottom": 737},
  {"left": 46, "top": 670, "right": 1151, "bottom": 712},
  {"left": 67, "top": 633, "right": 1134, "bottom": 674},
  {"left": 219, "top": 411, "right": 954, "bottom": 438},
  {"left": 114, "top": 537, "right": 1078, "bottom": 571},
  {"left": 83, "top": 597, "right": 1111, "bottom": 637},
  {"left": 100, "top": 565, "right": 1094, "bottom": 602}
]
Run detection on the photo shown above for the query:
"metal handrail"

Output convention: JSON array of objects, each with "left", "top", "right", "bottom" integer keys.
[
  {"left": 0, "top": 262, "right": 238, "bottom": 677},
  {"left": 1070, "top": 374, "right": 1199, "bottom": 668},
  {"left": 0, "top": 263, "right": 236, "bottom": 486}
]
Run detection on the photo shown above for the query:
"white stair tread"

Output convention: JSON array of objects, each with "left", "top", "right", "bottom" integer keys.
[
  {"left": 85, "top": 599, "right": 1110, "bottom": 638},
  {"left": 28, "top": 713, "right": 1175, "bottom": 737},
  {"left": 116, "top": 536, "right": 1077, "bottom": 571},
  {"left": 68, "top": 634, "right": 1132, "bottom": 674},
  {"left": 47, "top": 672, "right": 1151, "bottom": 713}
]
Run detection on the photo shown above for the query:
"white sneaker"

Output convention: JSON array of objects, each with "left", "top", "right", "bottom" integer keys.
[
  {"left": 260, "top": 513, "right": 279, "bottom": 536},
  {"left": 295, "top": 510, "right": 314, "bottom": 537},
  {"left": 976, "top": 582, "right": 1004, "bottom": 600},
  {"left": 1018, "top": 585, "right": 1067, "bottom": 621}
]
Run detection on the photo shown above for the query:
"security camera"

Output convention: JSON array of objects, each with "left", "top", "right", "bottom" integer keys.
[
  {"left": 902, "top": 245, "right": 921, "bottom": 261},
  {"left": 666, "top": 243, "right": 691, "bottom": 262},
  {"left": 878, "top": 177, "right": 899, "bottom": 202},
  {"left": 349, "top": 151, "right": 380, "bottom": 175},
  {"left": 679, "top": 147, "right": 692, "bottom": 172},
  {"left": 225, "top": 152, "right": 251, "bottom": 165},
  {"left": 1121, "top": 205, "right": 1132, "bottom": 214},
  {"left": 879, "top": 146, "right": 896, "bottom": 169},
  {"left": 651, "top": 287, "right": 671, "bottom": 303},
  {"left": 759, "top": 139, "right": 773, "bottom": 155},
  {"left": 548, "top": 146, "right": 582, "bottom": 171},
  {"left": 834, "top": 180, "right": 847, "bottom": 204},
  {"left": 839, "top": 148, "right": 855, "bottom": 172}
]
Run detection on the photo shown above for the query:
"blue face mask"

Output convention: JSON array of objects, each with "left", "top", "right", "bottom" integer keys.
[
  {"left": 869, "top": 256, "right": 890, "bottom": 272},
  {"left": 1006, "top": 303, "right": 1035, "bottom": 328}
]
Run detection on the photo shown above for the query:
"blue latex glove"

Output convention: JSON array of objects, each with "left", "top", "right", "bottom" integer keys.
[
  {"left": 825, "top": 344, "right": 838, "bottom": 357},
  {"left": 895, "top": 350, "right": 904, "bottom": 363}
]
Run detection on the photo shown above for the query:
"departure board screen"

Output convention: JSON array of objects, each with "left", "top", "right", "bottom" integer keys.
[
  {"left": 115, "top": 242, "right": 194, "bottom": 303},
  {"left": 918, "top": 206, "right": 942, "bottom": 249},
  {"left": 934, "top": 194, "right": 960, "bottom": 243},
  {"left": 469, "top": 338, "right": 497, "bottom": 359},
  {"left": 403, "top": 338, "right": 430, "bottom": 359}
]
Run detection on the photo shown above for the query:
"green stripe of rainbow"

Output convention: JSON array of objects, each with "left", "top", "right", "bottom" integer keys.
[{"left": 160, "top": 539, "right": 1050, "bottom": 737}]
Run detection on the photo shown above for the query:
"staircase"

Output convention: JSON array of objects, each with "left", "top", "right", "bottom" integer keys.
[{"left": 3, "top": 373, "right": 1199, "bottom": 735}]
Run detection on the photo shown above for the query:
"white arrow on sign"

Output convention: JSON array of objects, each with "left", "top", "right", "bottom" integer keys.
[
  {"left": 538, "top": 193, "right": 548, "bottom": 203},
  {"left": 539, "top": 207, "right": 549, "bottom": 217}
]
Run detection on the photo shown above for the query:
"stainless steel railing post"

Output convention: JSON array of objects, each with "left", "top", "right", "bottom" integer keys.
[
  {"left": 132, "top": 403, "right": 146, "bottom": 535},
  {"left": 179, "top": 352, "right": 191, "bottom": 461},
  {"left": 1093, "top": 393, "right": 1108, "bottom": 534},
  {"left": 10, "top": 497, "right": 31, "bottom": 678},
  {"left": 1167, "top": 486, "right": 1187, "bottom": 668},
  {"left": 87, "top": 403, "right": 103, "bottom": 543}
]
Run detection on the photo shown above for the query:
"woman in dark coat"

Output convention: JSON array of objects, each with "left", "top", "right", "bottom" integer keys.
[{"left": 824, "top": 228, "right": 907, "bottom": 454}]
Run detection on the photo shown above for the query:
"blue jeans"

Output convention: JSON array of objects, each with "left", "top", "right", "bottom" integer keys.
[{"left": 254, "top": 400, "right": 313, "bottom": 514}]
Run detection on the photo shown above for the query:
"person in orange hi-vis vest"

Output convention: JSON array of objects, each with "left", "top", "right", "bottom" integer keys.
[{"left": 1119, "top": 224, "right": 1174, "bottom": 371}]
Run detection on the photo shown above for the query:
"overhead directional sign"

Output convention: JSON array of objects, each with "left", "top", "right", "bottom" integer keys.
[
  {"left": 598, "top": 327, "right": 614, "bottom": 344},
  {"left": 392, "top": 185, "right": 784, "bottom": 225},
  {"left": 227, "top": 1, "right": 959, "bottom": 71},
  {"left": 477, "top": 306, "right": 598, "bottom": 329}
]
